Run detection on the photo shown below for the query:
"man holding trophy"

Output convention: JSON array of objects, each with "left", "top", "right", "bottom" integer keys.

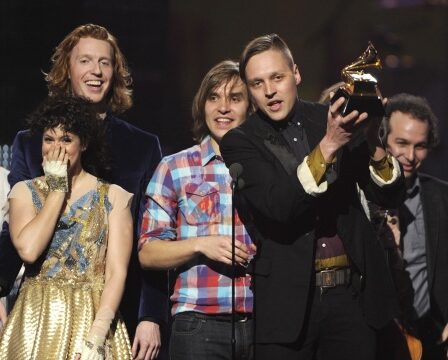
[{"left": 220, "top": 34, "right": 405, "bottom": 359}]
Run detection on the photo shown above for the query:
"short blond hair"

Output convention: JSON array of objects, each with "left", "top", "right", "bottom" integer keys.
[{"left": 240, "top": 34, "right": 294, "bottom": 83}]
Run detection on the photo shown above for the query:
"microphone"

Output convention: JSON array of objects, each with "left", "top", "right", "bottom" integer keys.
[
  {"left": 229, "top": 162, "right": 243, "bottom": 179},
  {"left": 229, "top": 163, "right": 244, "bottom": 190}
]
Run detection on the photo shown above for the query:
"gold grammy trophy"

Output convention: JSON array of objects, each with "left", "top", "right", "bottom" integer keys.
[{"left": 331, "top": 42, "right": 385, "bottom": 117}]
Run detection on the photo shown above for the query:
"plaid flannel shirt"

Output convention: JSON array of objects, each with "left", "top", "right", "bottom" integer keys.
[{"left": 139, "top": 136, "right": 254, "bottom": 315}]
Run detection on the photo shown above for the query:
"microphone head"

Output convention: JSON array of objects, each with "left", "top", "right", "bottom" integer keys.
[
  {"left": 229, "top": 162, "right": 243, "bottom": 180},
  {"left": 236, "top": 177, "right": 245, "bottom": 190}
]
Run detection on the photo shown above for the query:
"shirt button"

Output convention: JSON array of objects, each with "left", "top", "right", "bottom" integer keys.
[
  {"left": 293, "top": 137, "right": 298, "bottom": 142},
  {"left": 322, "top": 243, "right": 327, "bottom": 248},
  {"left": 297, "top": 122, "right": 301, "bottom": 126}
]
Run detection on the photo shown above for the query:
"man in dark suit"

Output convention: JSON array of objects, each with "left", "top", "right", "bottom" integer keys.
[
  {"left": 383, "top": 93, "right": 448, "bottom": 359},
  {"left": 0, "top": 24, "right": 166, "bottom": 360},
  {"left": 220, "top": 34, "right": 405, "bottom": 359}
]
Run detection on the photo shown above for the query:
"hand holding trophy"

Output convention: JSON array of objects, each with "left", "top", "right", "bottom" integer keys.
[{"left": 330, "top": 42, "right": 385, "bottom": 118}]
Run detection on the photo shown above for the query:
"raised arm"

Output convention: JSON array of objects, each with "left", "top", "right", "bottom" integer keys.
[
  {"left": 9, "top": 182, "right": 63, "bottom": 264},
  {"left": 9, "top": 147, "right": 68, "bottom": 264},
  {"left": 301, "top": 97, "right": 403, "bottom": 207}
]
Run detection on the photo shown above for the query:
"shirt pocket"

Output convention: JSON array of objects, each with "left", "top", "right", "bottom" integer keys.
[{"left": 182, "top": 181, "right": 221, "bottom": 225}]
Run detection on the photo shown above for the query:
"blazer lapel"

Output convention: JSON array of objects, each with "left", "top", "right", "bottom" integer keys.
[
  {"left": 249, "top": 101, "right": 329, "bottom": 176},
  {"left": 251, "top": 116, "right": 299, "bottom": 175},
  {"left": 420, "top": 176, "right": 439, "bottom": 288},
  {"left": 263, "top": 138, "right": 299, "bottom": 175}
]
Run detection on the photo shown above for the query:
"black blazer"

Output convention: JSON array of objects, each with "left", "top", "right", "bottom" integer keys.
[
  {"left": 221, "top": 100, "right": 405, "bottom": 344},
  {"left": 0, "top": 114, "right": 167, "bottom": 335},
  {"left": 419, "top": 173, "right": 448, "bottom": 325}
]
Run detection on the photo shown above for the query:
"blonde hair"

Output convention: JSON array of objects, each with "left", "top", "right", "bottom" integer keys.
[{"left": 240, "top": 34, "right": 294, "bottom": 83}]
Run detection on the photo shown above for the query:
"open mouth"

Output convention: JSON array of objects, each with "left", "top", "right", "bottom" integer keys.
[
  {"left": 401, "top": 163, "right": 415, "bottom": 172},
  {"left": 267, "top": 100, "right": 282, "bottom": 111},
  {"left": 215, "top": 118, "right": 232, "bottom": 124},
  {"left": 85, "top": 80, "right": 103, "bottom": 88},
  {"left": 214, "top": 118, "right": 234, "bottom": 128}
]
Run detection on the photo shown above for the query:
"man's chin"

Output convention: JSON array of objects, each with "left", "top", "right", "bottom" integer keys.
[
  {"left": 404, "top": 171, "right": 418, "bottom": 184},
  {"left": 403, "top": 168, "right": 416, "bottom": 178},
  {"left": 267, "top": 111, "right": 287, "bottom": 122},
  {"left": 85, "top": 94, "right": 105, "bottom": 103},
  {"left": 89, "top": 98, "right": 109, "bottom": 113}
]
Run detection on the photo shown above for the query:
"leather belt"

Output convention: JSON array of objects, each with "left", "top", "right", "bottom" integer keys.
[
  {"left": 176, "top": 311, "right": 252, "bottom": 323},
  {"left": 315, "top": 268, "right": 351, "bottom": 288}
]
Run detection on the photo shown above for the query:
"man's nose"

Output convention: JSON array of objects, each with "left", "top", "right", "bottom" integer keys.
[
  {"left": 405, "top": 146, "right": 415, "bottom": 162},
  {"left": 91, "top": 61, "right": 102, "bottom": 75},
  {"left": 218, "top": 99, "right": 230, "bottom": 114},
  {"left": 264, "top": 82, "right": 276, "bottom": 99}
]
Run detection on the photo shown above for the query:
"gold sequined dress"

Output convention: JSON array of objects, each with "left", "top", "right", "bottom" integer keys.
[{"left": 0, "top": 178, "right": 132, "bottom": 359}]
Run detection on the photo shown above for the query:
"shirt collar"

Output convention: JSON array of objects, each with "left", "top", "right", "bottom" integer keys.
[
  {"left": 406, "top": 175, "right": 420, "bottom": 199},
  {"left": 200, "top": 135, "right": 221, "bottom": 167}
]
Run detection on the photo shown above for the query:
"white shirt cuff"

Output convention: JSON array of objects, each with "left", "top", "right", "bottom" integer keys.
[
  {"left": 297, "top": 156, "right": 338, "bottom": 197},
  {"left": 369, "top": 155, "right": 401, "bottom": 187}
]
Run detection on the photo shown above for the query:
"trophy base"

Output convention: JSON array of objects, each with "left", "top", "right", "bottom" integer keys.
[{"left": 330, "top": 88, "right": 385, "bottom": 117}]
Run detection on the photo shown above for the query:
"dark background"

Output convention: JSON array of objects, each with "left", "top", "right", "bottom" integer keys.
[{"left": 1, "top": 0, "right": 447, "bottom": 178}]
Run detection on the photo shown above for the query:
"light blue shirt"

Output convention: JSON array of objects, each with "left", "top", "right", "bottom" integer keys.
[{"left": 401, "top": 177, "right": 430, "bottom": 318}]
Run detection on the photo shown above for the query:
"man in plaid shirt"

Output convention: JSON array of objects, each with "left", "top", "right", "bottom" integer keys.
[{"left": 138, "top": 60, "right": 256, "bottom": 360}]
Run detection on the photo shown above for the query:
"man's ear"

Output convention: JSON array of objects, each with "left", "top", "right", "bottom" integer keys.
[
  {"left": 293, "top": 64, "right": 301, "bottom": 86},
  {"left": 379, "top": 117, "right": 388, "bottom": 146}
]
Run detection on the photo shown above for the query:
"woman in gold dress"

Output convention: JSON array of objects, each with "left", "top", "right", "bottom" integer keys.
[{"left": 0, "top": 96, "right": 133, "bottom": 359}]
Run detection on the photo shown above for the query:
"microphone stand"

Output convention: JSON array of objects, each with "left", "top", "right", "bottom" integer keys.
[
  {"left": 231, "top": 177, "right": 237, "bottom": 360},
  {"left": 229, "top": 163, "right": 243, "bottom": 360}
]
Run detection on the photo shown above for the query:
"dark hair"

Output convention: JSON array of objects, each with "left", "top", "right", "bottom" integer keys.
[
  {"left": 383, "top": 93, "right": 439, "bottom": 149},
  {"left": 27, "top": 96, "right": 110, "bottom": 178},
  {"left": 240, "top": 33, "right": 294, "bottom": 82},
  {"left": 45, "top": 23, "right": 132, "bottom": 114},
  {"left": 192, "top": 60, "right": 249, "bottom": 143}
]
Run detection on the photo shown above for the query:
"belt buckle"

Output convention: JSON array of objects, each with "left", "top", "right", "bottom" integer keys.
[
  {"left": 237, "top": 315, "right": 249, "bottom": 323},
  {"left": 320, "top": 268, "right": 337, "bottom": 288}
]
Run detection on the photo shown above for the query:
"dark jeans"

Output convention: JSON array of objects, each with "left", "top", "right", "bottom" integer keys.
[
  {"left": 169, "top": 311, "right": 253, "bottom": 360},
  {"left": 255, "top": 285, "right": 376, "bottom": 360}
]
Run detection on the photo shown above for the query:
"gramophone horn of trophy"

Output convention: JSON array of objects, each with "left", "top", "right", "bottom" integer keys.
[{"left": 330, "top": 42, "right": 385, "bottom": 117}]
